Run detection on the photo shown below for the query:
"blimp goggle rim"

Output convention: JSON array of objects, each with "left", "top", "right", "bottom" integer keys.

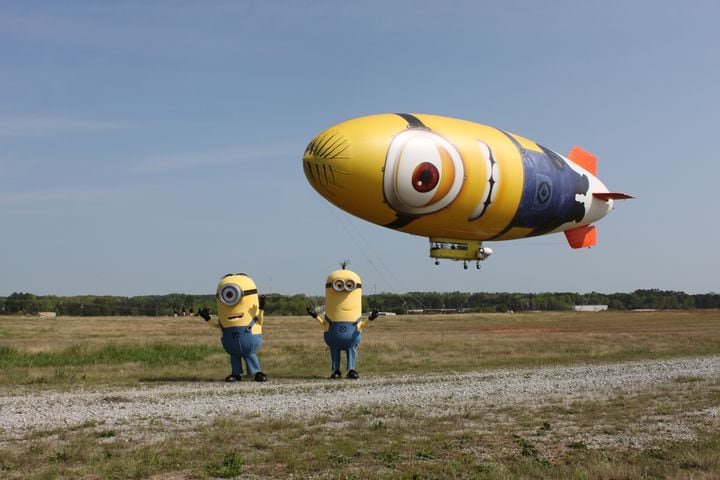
[
  {"left": 382, "top": 129, "right": 465, "bottom": 216},
  {"left": 325, "top": 278, "right": 362, "bottom": 292},
  {"left": 217, "top": 283, "right": 258, "bottom": 306}
]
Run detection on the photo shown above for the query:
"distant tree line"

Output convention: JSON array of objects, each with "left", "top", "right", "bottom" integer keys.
[
  {"left": 371, "top": 289, "right": 718, "bottom": 313},
  {"left": 0, "top": 289, "right": 718, "bottom": 316},
  {"left": 0, "top": 293, "right": 322, "bottom": 317}
]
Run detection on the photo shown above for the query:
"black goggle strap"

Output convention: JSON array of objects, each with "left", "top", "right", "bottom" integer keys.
[
  {"left": 325, "top": 283, "right": 362, "bottom": 289},
  {"left": 215, "top": 288, "right": 258, "bottom": 300}
]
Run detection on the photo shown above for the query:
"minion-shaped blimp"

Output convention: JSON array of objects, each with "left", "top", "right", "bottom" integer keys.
[
  {"left": 199, "top": 273, "right": 267, "bottom": 382},
  {"left": 303, "top": 114, "right": 632, "bottom": 269},
  {"left": 306, "top": 267, "right": 378, "bottom": 379}
]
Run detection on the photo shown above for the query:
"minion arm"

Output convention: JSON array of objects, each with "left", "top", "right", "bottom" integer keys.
[
  {"left": 198, "top": 307, "right": 222, "bottom": 330},
  {"left": 256, "top": 295, "right": 266, "bottom": 325},
  {"left": 306, "top": 305, "right": 328, "bottom": 326},
  {"left": 357, "top": 309, "right": 379, "bottom": 329}
]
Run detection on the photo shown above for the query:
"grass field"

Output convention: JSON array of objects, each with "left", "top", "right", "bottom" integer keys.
[{"left": 1, "top": 310, "right": 719, "bottom": 479}]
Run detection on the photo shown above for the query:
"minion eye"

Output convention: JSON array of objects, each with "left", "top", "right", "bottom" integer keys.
[
  {"left": 219, "top": 284, "right": 242, "bottom": 306},
  {"left": 332, "top": 279, "right": 345, "bottom": 292},
  {"left": 383, "top": 129, "right": 464, "bottom": 215},
  {"left": 344, "top": 279, "right": 356, "bottom": 291},
  {"left": 412, "top": 162, "right": 439, "bottom": 193}
]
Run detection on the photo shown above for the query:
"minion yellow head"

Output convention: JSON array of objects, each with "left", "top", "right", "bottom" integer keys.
[
  {"left": 324, "top": 269, "right": 362, "bottom": 321},
  {"left": 215, "top": 273, "right": 259, "bottom": 325}
]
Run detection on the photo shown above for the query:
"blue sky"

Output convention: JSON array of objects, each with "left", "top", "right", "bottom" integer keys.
[{"left": 1, "top": 1, "right": 718, "bottom": 296}]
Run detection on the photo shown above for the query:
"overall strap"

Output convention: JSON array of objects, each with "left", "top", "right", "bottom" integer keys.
[
  {"left": 244, "top": 315, "right": 259, "bottom": 332},
  {"left": 324, "top": 314, "right": 332, "bottom": 325}
]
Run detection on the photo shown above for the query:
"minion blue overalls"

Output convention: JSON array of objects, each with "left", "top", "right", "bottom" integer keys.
[
  {"left": 323, "top": 315, "right": 363, "bottom": 371},
  {"left": 220, "top": 316, "right": 263, "bottom": 376}
]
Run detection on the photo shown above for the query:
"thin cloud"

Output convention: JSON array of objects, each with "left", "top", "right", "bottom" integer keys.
[
  {"left": 0, "top": 117, "right": 125, "bottom": 137},
  {"left": 133, "top": 146, "right": 294, "bottom": 174},
  {"left": 0, "top": 4, "right": 345, "bottom": 61},
  {"left": 0, "top": 187, "right": 111, "bottom": 205}
]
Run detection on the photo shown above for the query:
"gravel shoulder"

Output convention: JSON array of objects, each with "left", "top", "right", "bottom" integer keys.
[{"left": 2, "top": 356, "right": 719, "bottom": 439}]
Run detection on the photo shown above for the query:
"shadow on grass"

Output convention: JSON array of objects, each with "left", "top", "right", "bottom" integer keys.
[
  {"left": 140, "top": 373, "right": 356, "bottom": 383},
  {"left": 139, "top": 376, "right": 221, "bottom": 383}
]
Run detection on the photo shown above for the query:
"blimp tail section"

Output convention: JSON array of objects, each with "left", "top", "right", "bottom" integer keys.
[
  {"left": 563, "top": 147, "right": 597, "bottom": 248},
  {"left": 567, "top": 146, "right": 597, "bottom": 176},
  {"left": 564, "top": 225, "right": 597, "bottom": 249},
  {"left": 563, "top": 147, "right": 634, "bottom": 249},
  {"left": 593, "top": 192, "right": 634, "bottom": 201}
]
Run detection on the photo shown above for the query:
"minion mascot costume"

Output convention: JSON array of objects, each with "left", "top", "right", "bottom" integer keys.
[
  {"left": 199, "top": 273, "right": 268, "bottom": 382},
  {"left": 306, "top": 266, "right": 378, "bottom": 379}
]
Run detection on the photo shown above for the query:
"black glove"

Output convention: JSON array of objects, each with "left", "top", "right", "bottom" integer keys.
[
  {"left": 306, "top": 305, "right": 317, "bottom": 318},
  {"left": 198, "top": 307, "right": 211, "bottom": 321},
  {"left": 369, "top": 308, "right": 379, "bottom": 321},
  {"left": 259, "top": 295, "right": 266, "bottom": 310}
]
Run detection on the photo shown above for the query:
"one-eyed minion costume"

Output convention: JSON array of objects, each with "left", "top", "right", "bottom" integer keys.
[
  {"left": 199, "top": 273, "right": 267, "bottom": 382},
  {"left": 306, "top": 268, "right": 378, "bottom": 379}
]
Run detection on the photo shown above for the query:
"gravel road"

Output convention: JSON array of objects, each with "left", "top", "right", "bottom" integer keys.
[{"left": 2, "top": 356, "right": 719, "bottom": 439}]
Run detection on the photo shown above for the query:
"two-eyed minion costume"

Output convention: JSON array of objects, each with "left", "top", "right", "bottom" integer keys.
[
  {"left": 201, "top": 273, "right": 267, "bottom": 382},
  {"left": 306, "top": 268, "right": 377, "bottom": 379}
]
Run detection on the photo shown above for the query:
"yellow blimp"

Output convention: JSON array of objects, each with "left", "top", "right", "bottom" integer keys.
[{"left": 303, "top": 113, "right": 631, "bottom": 268}]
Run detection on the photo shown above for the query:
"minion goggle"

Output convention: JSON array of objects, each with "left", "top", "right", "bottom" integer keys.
[
  {"left": 326, "top": 278, "right": 362, "bottom": 292},
  {"left": 217, "top": 273, "right": 257, "bottom": 307}
]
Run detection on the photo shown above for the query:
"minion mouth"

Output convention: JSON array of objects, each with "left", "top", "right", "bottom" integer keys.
[{"left": 228, "top": 313, "right": 245, "bottom": 320}]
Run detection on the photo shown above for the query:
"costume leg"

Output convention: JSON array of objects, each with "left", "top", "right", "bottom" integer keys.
[
  {"left": 330, "top": 347, "right": 341, "bottom": 371},
  {"left": 346, "top": 346, "right": 358, "bottom": 370},
  {"left": 244, "top": 354, "right": 261, "bottom": 375},
  {"left": 230, "top": 355, "right": 243, "bottom": 376}
]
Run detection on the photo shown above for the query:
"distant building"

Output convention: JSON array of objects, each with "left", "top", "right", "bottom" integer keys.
[
  {"left": 37, "top": 311, "right": 57, "bottom": 318},
  {"left": 573, "top": 305, "right": 608, "bottom": 312},
  {"left": 406, "top": 308, "right": 467, "bottom": 314}
]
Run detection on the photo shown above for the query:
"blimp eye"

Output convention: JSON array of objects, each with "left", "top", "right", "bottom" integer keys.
[
  {"left": 412, "top": 162, "right": 439, "bottom": 193},
  {"left": 344, "top": 279, "right": 357, "bottom": 291},
  {"left": 383, "top": 130, "right": 465, "bottom": 215},
  {"left": 218, "top": 284, "right": 242, "bottom": 306},
  {"left": 332, "top": 279, "right": 345, "bottom": 292}
]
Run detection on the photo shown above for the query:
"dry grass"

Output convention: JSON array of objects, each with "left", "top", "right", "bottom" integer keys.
[
  {"left": 2, "top": 310, "right": 720, "bottom": 386},
  {"left": 1, "top": 310, "right": 720, "bottom": 478}
]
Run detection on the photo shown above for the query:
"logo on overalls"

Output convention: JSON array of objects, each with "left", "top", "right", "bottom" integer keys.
[
  {"left": 339, "top": 325, "right": 347, "bottom": 333},
  {"left": 232, "top": 331, "right": 240, "bottom": 339}
]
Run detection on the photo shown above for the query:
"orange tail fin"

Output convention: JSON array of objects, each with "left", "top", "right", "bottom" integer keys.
[
  {"left": 564, "top": 225, "right": 596, "bottom": 249},
  {"left": 567, "top": 146, "right": 597, "bottom": 175}
]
